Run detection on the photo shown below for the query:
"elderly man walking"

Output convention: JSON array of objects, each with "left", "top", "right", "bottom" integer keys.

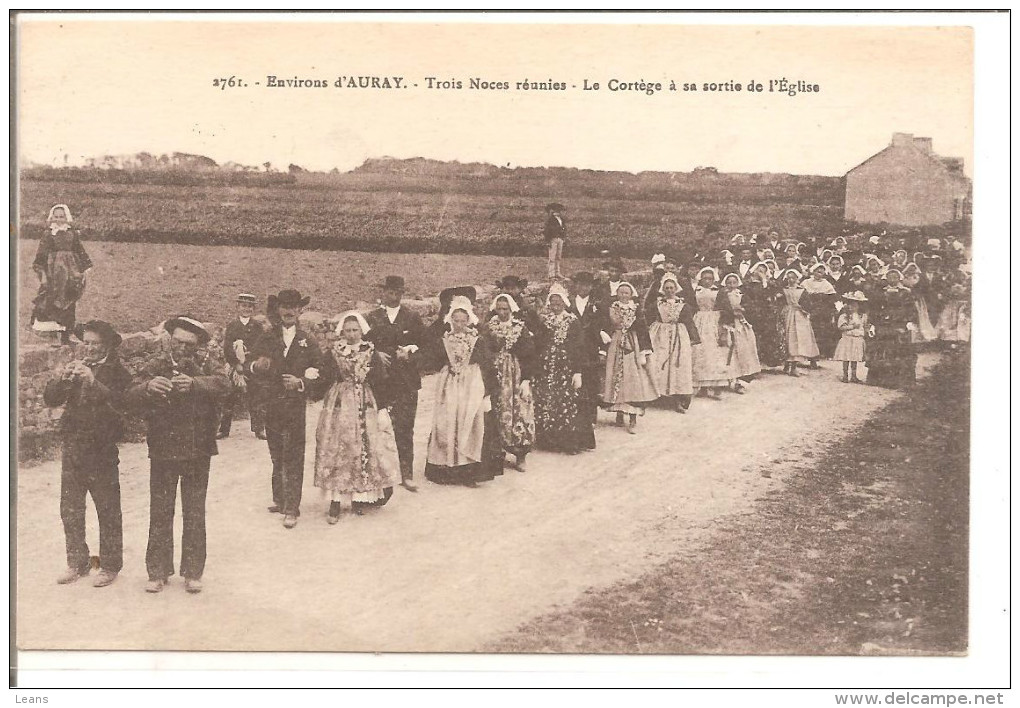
[
  {"left": 127, "top": 315, "right": 230, "bottom": 594},
  {"left": 44, "top": 320, "right": 132, "bottom": 588}
]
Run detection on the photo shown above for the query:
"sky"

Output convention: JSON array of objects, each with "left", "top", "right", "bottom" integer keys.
[{"left": 15, "top": 15, "right": 973, "bottom": 176}]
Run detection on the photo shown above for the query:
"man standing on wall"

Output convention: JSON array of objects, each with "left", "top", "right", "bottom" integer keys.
[
  {"left": 365, "top": 275, "right": 423, "bottom": 493},
  {"left": 544, "top": 202, "right": 567, "bottom": 280},
  {"left": 248, "top": 289, "right": 322, "bottom": 529}
]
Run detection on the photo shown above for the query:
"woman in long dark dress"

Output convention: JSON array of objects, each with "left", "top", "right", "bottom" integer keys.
[
  {"left": 741, "top": 262, "right": 785, "bottom": 369},
  {"left": 866, "top": 270, "right": 919, "bottom": 389},
  {"left": 31, "top": 204, "right": 93, "bottom": 343},
  {"left": 483, "top": 294, "right": 537, "bottom": 472},
  {"left": 533, "top": 283, "right": 589, "bottom": 453},
  {"left": 422, "top": 296, "right": 503, "bottom": 486},
  {"left": 801, "top": 263, "right": 839, "bottom": 364}
]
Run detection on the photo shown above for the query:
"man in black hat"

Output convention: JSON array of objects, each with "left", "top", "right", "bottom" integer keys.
[
  {"left": 248, "top": 290, "right": 323, "bottom": 529},
  {"left": 543, "top": 203, "right": 566, "bottom": 280},
  {"left": 365, "top": 276, "right": 424, "bottom": 492},
  {"left": 126, "top": 315, "right": 231, "bottom": 594},
  {"left": 218, "top": 293, "right": 267, "bottom": 440},
  {"left": 44, "top": 320, "right": 132, "bottom": 588}
]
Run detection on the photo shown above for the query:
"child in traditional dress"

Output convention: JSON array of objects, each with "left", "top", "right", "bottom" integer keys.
[{"left": 834, "top": 292, "right": 869, "bottom": 383}]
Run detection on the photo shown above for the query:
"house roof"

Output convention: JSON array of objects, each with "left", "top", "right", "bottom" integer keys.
[{"left": 846, "top": 139, "right": 970, "bottom": 186}]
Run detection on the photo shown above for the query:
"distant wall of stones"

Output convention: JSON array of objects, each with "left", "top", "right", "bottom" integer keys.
[{"left": 17, "top": 270, "right": 649, "bottom": 463}]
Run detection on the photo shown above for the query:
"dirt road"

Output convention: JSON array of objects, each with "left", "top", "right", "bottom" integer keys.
[{"left": 15, "top": 355, "right": 938, "bottom": 652}]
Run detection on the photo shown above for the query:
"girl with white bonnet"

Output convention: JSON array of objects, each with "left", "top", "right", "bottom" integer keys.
[
  {"left": 421, "top": 295, "right": 503, "bottom": 486},
  {"left": 644, "top": 272, "right": 700, "bottom": 413},
  {"left": 313, "top": 311, "right": 401, "bottom": 524},
  {"left": 690, "top": 266, "right": 736, "bottom": 398},
  {"left": 600, "top": 280, "right": 657, "bottom": 433},
  {"left": 31, "top": 204, "right": 93, "bottom": 344}
]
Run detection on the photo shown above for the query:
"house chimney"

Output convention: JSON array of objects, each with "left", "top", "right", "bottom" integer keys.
[
  {"left": 891, "top": 132, "right": 914, "bottom": 147},
  {"left": 913, "top": 137, "right": 933, "bottom": 154}
]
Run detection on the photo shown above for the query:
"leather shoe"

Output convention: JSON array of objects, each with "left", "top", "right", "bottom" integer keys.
[
  {"left": 185, "top": 578, "right": 203, "bottom": 594},
  {"left": 145, "top": 578, "right": 166, "bottom": 593},
  {"left": 56, "top": 566, "right": 88, "bottom": 585},
  {"left": 267, "top": 504, "right": 282, "bottom": 513},
  {"left": 255, "top": 430, "right": 267, "bottom": 440},
  {"left": 93, "top": 570, "right": 118, "bottom": 588},
  {"left": 216, "top": 431, "right": 230, "bottom": 440},
  {"left": 283, "top": 514, "right": 298, "bottom": 529},
  {"left": 400, "top": 481, "right": 419, "bottom": 493}
]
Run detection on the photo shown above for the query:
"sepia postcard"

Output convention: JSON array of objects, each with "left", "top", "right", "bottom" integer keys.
[{"left": 9, "top": 10, "right": 1009, "bottom": 692}]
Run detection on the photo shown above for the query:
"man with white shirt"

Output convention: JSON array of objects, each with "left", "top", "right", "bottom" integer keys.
[
  {"left": 218, "top": 293, "right": 267, "bottom": 440},
  {"left": 249, "top": 289, "right": 322, "bottom": 529},
  {"left": 568, "top": 272, "right": 602, "bottom": 446},
  {"left": 595, "top": 258, "right": 626, "bottom": 307},
  {"left": 737, "top": 248, "right": 755, "bottom": 279},
  {"left": 365, "top": 275, "right": 424, "bottom": 493}
]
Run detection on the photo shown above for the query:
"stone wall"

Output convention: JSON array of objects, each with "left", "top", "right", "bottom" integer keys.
[{"left": 17, "top": 271, "right": 649, "bottom": 462}]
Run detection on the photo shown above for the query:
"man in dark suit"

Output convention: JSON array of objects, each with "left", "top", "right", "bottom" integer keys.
[
  {"left": 543, "top": 202, "right": 566, "bottom": 280},
  {"left": 126, "top": 316, "right": 231, "bottom": 594},
  {"left": 218, "top": 293, "right": 267, "bottom": 440},
  {"left": 594, "top": 258, "right": 626, "bottom": 307},
  {"left": 567, "top": 272, "right": 602, "bottom": 447},
  {"left": 248, "top": 289, "right": 323, "bottom": 529},
  {"left": 45, "top": 320, "right": 132, "bottom": 588},
  {"left": 365, "top": 275, "right": 424, "bottom": 493}
]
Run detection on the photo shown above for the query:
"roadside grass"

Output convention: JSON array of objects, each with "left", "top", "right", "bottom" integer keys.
[{"left": 490, "top": 350, "right": 969, "bottom": 655}]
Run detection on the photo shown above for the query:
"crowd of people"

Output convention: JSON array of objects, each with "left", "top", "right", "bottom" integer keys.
[{"left": 32, "top": 204, "right": 971, "bottom": 595}]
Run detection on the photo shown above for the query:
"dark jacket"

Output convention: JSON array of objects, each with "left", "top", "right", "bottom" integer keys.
[
  {"left": 481, "top": 316, "right": 538, "bottom": 382},
  {"left": 601, "top": 302, "right": 653, "bottom": 353},
  {"left": 543, "top": 213, "right": 566, "bottom": 243},
  {"left": 533, "top": 312, "right": 587, "bottom": 375},
  {"left": 125, "top": 352, "right": 231, "bottom": 461},
  {"left": 364, "top": 305, "right": 425, "bottom": 392},
  {"left": 248, "top": 325, "right": 324, "bottom": 403},
  {"left": 312, "top": 342, "right": 392, "bottom": 408},
  {"left": 420, "top": 330, "right": 499, "bottom": 398},
  {"left": 222, "top": 317, "right": 266, "bottom": 368},
  {"left": 43, "top": 354, "right": 132, "bottom": 449}
]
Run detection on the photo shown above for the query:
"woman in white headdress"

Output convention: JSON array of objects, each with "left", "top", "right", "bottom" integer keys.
[
  {"left": 778, "top": 268, "right": 820, "bottom": 376},
  {"left": 690, "top": 266, "right": 736, "bottom": 397},
  {"left": 600, "top": 280, "right": 657, "bottom": 433},
  {"left": 313, "top": 311, "right": 401, "bottom": 524},
  {"left": 422, "top": 296, "right": 503, "bottom": 486},
  {"left": 533, "top": 283, "right": 589, "bottom": 453},
  {"left": 801, "top": 263, "right": 839, "bottom": 363},
  {"left": 902, "top": 263, "right": 938, "bottom": 343},
  {"left": 31, "top": 204, "right": 94, "bottom": 343},
  {"left": 718, "top": 272, "right": 762, "bottom": 388},
  {"left": 483, "top": 293, "right": 537, "bottom": 471},
  {"left": 644, "top": 272, "right": 700, "bottom": 412}
]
